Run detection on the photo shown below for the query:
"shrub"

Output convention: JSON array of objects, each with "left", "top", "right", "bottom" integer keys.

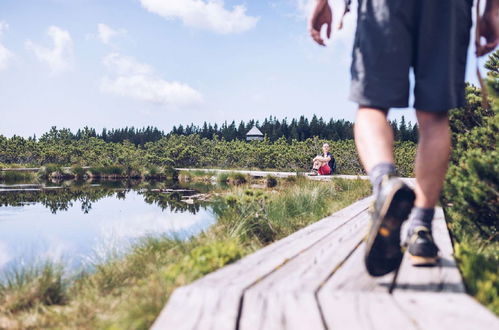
[
  {"left": 266, "top": 175, "right": 278, "bottom": 188},
  {"left": 70, "top": 165, "right": 87, "bottom": 178},
  {"left": 442, "top": 51, "right": 499, "bottom": 314}
]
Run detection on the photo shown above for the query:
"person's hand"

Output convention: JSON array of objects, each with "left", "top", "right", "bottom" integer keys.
[
  {"left": 478, "top": 4, "right": 499, "bottom": 56},
  {"left": 309, "top": 0, "right": 332, "bottom": 46}
]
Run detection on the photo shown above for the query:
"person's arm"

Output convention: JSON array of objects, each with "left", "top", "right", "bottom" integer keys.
[
  {"left": 309, "top": 0, "right": 332, "bottom": 46},
  {"left": 478, "top": 0, "right": 499, "bottom": 56},
  {"left": 317, "top": 154, "right": 332, "bottom": 162}
]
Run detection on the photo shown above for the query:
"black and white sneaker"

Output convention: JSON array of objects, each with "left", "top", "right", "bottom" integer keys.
[
  {"left": 364, "top": 175, "right": 415, "bottom": 277},
  {"left": 407, "top": 226, "right": 439, "bottom": 266}
]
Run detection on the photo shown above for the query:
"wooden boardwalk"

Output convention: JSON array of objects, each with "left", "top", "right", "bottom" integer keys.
[
  {"left": 176, "top": 167, "right": 368, "bottom": 181},
  {"left": 152, "top": 196, "right": 499, "bottom": 330}
]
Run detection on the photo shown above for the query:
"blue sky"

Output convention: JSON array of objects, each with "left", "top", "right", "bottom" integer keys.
[{"left": 0, "top": 0, "right": 483, "bottom": 137}]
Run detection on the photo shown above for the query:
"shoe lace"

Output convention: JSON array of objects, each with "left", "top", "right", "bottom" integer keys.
[{"left": 409, "top": 226, "right": 434, "bottom": 245}]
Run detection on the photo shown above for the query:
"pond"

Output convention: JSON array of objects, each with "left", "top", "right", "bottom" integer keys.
[{"left": 0, "top": 180, "right": 216, "bottom": 274}]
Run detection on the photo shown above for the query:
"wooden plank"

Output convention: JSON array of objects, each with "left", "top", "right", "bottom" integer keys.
[
  {"left": 318, "top": 291, "right": 499, "bottom": 330},
  {"left": 392, "top": 292, "right": 499, "bottom": 329},
  {"left": 395, "top": 207, "right": 465, "bottom": 293},
  {"left": 176, "top": 168, "right": 298, "bottom": 178},
  {"left": 239, "top": 211, "right": 370, "bottom": 329},
  {"left": 151, "top": 197, "right": 371, "bottom": 330},
  {"left": 151, "top": 286, "right": 242, "bottom": 330},
  {"left": 318, "top": 242, "right": 395, "bottom": 293},
  {"left": 240, "top": 291, "right": 323, "bottom": 330},
  {"left": 318, "top": 292, "right": 418, "bottom": 330},
  {"left": 176, "top": 168, "right": 417, "bottom": 183},
  {"left": 319, "top": 206, "right": 461, "bottom": 294}
]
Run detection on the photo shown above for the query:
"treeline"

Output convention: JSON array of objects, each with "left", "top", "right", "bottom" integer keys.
[
  {"left": 0, "top": 132, "right": 417, "bottom": 177},
  {"left": 23, "top": 115, "right": 418, "bottom": 146},
  {"left": 172, "top": 115, "right": 418, "bottom": 143}
]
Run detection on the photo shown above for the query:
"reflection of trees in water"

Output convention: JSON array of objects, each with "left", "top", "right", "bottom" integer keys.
[
  {"left": 140, "top": 191, "right": 206, "bottom": 214},
  {"left": 0, "top": 183, "right": 208, "bottom": 214}
]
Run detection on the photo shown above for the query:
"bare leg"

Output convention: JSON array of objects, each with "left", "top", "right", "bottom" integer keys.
[
  {"left": 414, "top": 111, "right": 451, "bottom": 208},
  {"left": 354, "top": 107, "right": 394, "bottom": 172}
]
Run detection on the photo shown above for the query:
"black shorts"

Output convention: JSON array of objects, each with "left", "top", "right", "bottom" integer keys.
[{"left": 349, "top": 0, "right": 473, "bottom": 112}]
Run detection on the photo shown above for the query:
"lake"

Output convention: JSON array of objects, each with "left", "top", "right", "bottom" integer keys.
[{"left": 0, "top": 180, "right": 216, "bottom": 274}]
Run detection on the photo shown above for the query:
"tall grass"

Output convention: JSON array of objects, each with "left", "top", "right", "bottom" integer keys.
[
  {"left": 0, "top": 178, "right": 370, "bottom": 329},
  {"left": 0, "top": 262, "right": 67, "bottom": 314},
  {"left": 0, "top": 171, "right": 37, "bottom": 182}
]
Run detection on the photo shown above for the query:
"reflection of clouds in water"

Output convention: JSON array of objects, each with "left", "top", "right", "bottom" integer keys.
[
  {"left": 41, "top": 235, "right": 74, "bottom": 263},
  {"left": 101, "top": 211, "right": 212, "bottom": 239},
  {"left": 0, "top": 241, "right": 11, "bottom": 268},
  {"left": 87, "top": 210, "right": 215, "bottom": 266},
  {"left": 0, "top": 236, "right": 75, "bottom": 274},
  {"left": 0, "top": 190, "right": 216, "bottom": 273}
]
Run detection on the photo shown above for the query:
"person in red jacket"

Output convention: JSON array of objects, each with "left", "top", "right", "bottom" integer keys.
[
  {"left": 310, "top": 143, "right": 335, "bottom": 176},
  {"left": 309, "top": 0, "right": 499, "bottom": 276}
]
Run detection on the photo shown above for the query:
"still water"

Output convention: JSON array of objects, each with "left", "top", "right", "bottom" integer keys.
[{"left": 0, "top": 181, "right": 216, "bottom": 273}]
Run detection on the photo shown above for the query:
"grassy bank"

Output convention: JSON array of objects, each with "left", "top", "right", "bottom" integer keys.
[
  {"left": 0, "top": 164, "right": 177, "bottom": 183},
  {"left": 0, "top": 177, "right": 370, "bottom": 329}
]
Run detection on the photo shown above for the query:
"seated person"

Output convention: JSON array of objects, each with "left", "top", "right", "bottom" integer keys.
[{"left": 310, "top": 143, "right": 336, "bottom": 175}]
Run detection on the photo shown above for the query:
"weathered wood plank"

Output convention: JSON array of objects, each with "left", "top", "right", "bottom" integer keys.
[
  {"left": 152, "top": 197, "right": 371, "bottom": 329},
  {"left": 318, "top": 242, "right": 395, "bottom": 293},
  {"left": 239, "top": 211, "right": 369, "bottom": 329},
  {"left": 176, "top": 167, "right": 373, "bottom": 181},
  {"left": 319, "top": 206, "right": 461, "bottom": 294},
  {"left": 392, "top": 292, "right": 499, "bottom": 329},
  {"left": 318, "top": 292, "right": 418, "bottom": 330},
  {"left": 395, "top": 207, "right": 465, "bottom": 293}
]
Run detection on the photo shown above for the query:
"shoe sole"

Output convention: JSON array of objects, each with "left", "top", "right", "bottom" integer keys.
[
  {"left": 365, "top": 181, "right": 415, "bottom": 277},
  {"left": 409, "top": 254, "right": 439, "bottom": 267}
]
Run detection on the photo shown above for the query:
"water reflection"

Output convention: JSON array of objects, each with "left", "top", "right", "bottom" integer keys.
[
  {"left": 0, "top": 180, "right": 208, "bottom": 214},
  {"left": 0, "top": 180, "right": 216, "bottom": 273}
]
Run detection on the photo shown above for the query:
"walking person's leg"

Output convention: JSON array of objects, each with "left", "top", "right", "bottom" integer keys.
[
  {"left": 413, "top": 111, "right": 451, "bottom": 209},
  {"left": 354, "top": 106, "right": 415, "bottom": 276},
  {"left": 354, "top": 107, "right": 396, "bottom": 196},
  {"left": 405, "top": 111, "right": 451, "bottom": 265}
]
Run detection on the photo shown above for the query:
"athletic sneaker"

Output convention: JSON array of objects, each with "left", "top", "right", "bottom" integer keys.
[
  {"left": 308, "top": 169, "right": 318, "bottom": 176},
  {"left": 364, "top": 175, "right": 415, "bottom": 277},
  {"left": 407, "top": 226, "right": 439, "bottom": 266}
]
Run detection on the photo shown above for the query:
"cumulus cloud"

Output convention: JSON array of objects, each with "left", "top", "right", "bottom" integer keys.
[
  {"left": 139, "top": 0, "right": 259, "bottom": 34},
  {"left": 25, "top": 26, "right": 73, "bottom": 72},
  {"left": 0, "top": 21, "right": 13, "bottom": 71},
  {"left": 97, "top": 23, "right": 127, "bottom": 45},
  {"left": 101, "top": 52, "right": 203, "bottom": 107}
]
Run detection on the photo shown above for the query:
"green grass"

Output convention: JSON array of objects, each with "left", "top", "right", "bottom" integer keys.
[
  {"left": 216, "top": 171, "right": 247, "bottom": 185},
  {"left": 0, "top": 178, "right": 370, "bottom": 329},
  {"left": 0, "top": 262, "right": 67, "bottom": 314},
  {"left": 0, "top": 171, "right": 37, "bottom": 182},
  {"left": 445, "top": 206, "right": 499, "bottom": 316},
  {"left": 454, "top": 238, "right": 499, "bottom": 315}
]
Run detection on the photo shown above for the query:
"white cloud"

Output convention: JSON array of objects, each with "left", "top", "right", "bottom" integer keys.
[
  {"left": 25, "top": 26, "right": 73, "bottom": 72},
  {"left": 0, "top": 21, "right": 13, "bottom": 71},
  {"left": 97, "top": 23, "right": 127, "bottom": 45},
  {"left": 295, "top": 0, "right": 315, "bottom": 18},
  {"left": 101, "top": 52, "right": 203, "bottom": 107},
  {"left": 0, "top": 241, "right": 11, "bottom": 269},
  {"left": 139, "top": 0, "right": 259, "bottom": 34}
]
